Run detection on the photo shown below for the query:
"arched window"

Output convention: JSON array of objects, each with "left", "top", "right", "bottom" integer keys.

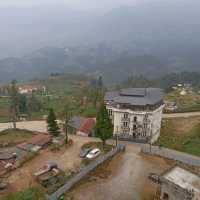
[{"left": 134, "top": 116, "right": 137, "bottom": 122}]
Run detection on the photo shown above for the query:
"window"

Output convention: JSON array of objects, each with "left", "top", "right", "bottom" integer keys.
[
  {"left": 134, "top": 116, "right": 137, "bottom": 122},
  {"left": 133, "top": 125, "right": 137, "bottom": 130},
  {"left": 123, "top": 122, "right": 128, "bottom": 127},
  {"left": 108, "top": 109, "right": 113, "bottom": 116},
  {"left": 124, "top": 113, "right": 128, "bottom": 119}
]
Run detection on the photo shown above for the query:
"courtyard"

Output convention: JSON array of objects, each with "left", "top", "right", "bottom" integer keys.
[
  {"left": 66, "top": 142, "right": 173, "bottom": 200},
  {"left": 0, "top": 121, "right": 173, "bottom": 199}
]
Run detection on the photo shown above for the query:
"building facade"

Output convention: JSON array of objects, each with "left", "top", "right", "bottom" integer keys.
[{"left": 105, "top": 88, "right": 164, "bottom": 143}]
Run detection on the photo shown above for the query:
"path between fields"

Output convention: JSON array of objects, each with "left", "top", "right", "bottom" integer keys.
[{"left": 163, "top": 112, "right": 200, "bottom": 119}]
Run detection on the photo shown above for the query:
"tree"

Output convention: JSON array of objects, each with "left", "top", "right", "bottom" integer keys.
[
  {"left": 63, "top": 105, "right": 72, "bottom": 144},
  {"left": 27, "top": 93, "right": 42, "bottom": 113},
  {"left": 9, "top": 80, "right": 19, "bottom": 129},
  {"left": 97, "top": 76, "right": 103, "bottom": 90},
  {"left": 19, "top": 94, "right": 28, "bottom": 113},
  {"left": 95, "top": 103, "right": 113, "bottom": 147},
  {"left": 47, "top": 108, "right": 60, "bottom": 137}
]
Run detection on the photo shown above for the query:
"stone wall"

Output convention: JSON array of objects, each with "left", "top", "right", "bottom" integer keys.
[
  {"left": 47, "top": 144, "right": 126, "bottom": 200},
  {"left": 141, "top": 145, "right": 200, "bottom": 167}
]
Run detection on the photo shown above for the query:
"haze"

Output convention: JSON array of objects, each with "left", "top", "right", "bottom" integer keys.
[
  {"left": 0, "top": 0, "right": 138, "bottom": 10},
  {"left": 0, "top": 0, "right": 200, "bottom": 82}
]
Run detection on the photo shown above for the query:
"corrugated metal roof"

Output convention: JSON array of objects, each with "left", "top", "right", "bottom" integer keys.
[
  {"left": 27, "top": 134, "right": 51, "bottom": 147},
  {"left": 68, "top": 117, "right": 85, "bottom": 130},
  {"left": 79, "top": 118, "right": 96, "bottom": 135}
]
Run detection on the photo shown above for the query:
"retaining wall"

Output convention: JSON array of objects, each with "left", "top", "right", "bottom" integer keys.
[
  {"left": 47, "top": 144, "right": 126, "bottom": 200},
  {"left": 141, "top": 145, "right": 200, "bottom": 167}
]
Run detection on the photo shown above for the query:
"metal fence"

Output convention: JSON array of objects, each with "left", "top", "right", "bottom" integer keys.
[
  {"left": 47, "top": 144, "right": 126, "bottom": 200},
  {"left": 116, "top": 134, "right": 148, "bottom": 143},
  {"left": 141, "top": 145, "right": 200, "bottom": 167}
]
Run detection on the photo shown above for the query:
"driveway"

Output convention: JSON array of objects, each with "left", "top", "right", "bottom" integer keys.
[{"left": 66, "top": 142, "right": 173, "bottom": 200}]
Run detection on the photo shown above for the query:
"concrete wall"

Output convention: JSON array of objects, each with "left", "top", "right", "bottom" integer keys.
[
  {"left": 141, "top": 145, "right": 200, "bottom": 167},
  {"left": 160, "top": 180, "right": 193, "bottom": 200},
  {"left": 47, "top": 144, "right": 126, "bottom": 200}
]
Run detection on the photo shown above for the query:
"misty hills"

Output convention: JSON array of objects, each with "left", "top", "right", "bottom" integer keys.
[
  {"left": 0, "top": 0, "right": 200, "bottom": 83},
  {"left": 0, "top": 46, "right": 164, "bottom": 83}
]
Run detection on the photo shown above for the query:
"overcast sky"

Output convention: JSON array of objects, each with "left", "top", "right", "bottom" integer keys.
[{"left": 0, "top": 0, "right": 142, "bottom": 10}]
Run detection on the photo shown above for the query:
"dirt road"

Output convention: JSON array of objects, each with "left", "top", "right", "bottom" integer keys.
[
  {"left": 0, "top": 121, "right": 47, "bottom": 132},
  {"left": 67, "top": 142, "right": 173, "bottom": 200},
  {"left": 163, "top": 112, "right": 200, "bottom": 119}
]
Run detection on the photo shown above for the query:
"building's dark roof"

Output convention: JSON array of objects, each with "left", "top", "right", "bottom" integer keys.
[
  {"left": 68, "top": 116, "right": 85, "bottom": 130},
  {"left": 105, "top": 88, "right": 164, "bottom": 106}
]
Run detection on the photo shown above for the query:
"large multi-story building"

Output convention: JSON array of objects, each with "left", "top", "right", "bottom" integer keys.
[{"left": 104, "top": 88, "right": 164, "bottom": 143}]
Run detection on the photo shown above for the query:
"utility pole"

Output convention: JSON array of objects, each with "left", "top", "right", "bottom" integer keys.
[{"left": 115, "top": 126, "right": 119, "bottom": 147}]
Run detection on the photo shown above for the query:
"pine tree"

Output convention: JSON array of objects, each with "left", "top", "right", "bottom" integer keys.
[
  {"left": 9, "top": 80, "right": 19, "bottom": 129},
  {"left": 63, "top": 105, "right": 72, "bottom": 144},
  {"left": 95, "top": 103, "right": 113, "bottom": 147},
  {"left": 47, "top": 108, "right": 60, "bottom": 137}
]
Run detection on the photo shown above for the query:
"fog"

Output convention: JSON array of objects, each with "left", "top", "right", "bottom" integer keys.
[
  {"left": 0, "top": 0, "right": 200, "bottom": 82},
  {"left": 0, "top": 0, "right": 138, "bottom": 10},
  {"left": 0, "top": 0, "right": 198, "bottom": 58}
]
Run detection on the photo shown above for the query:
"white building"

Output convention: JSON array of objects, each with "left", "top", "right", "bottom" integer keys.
[
  {"left": 105, "top": 88, "right": 164, "bottom": 143},
  {"left": 160, "top": 166, "right": 200, "bottom": 200}
]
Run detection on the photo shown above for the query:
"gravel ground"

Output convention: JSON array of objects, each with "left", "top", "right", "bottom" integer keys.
[
  {"left": 66, "top": 142, "right": 173, "bottom": 200},
  {"left": 6, "top": 135, "right": 98, "bottom": 192}
]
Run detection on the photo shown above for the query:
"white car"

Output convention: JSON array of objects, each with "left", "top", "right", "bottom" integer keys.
[{"left": 86, "top": 148, "right": 101, "bottom": 159}]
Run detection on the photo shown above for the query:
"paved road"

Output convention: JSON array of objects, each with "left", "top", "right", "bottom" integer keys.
[
  {"left": 1, "top": 111, "right": 200, "bottom": 133},
  {"left": 163, "top": 112, "right": 200, "bottom": 119}
]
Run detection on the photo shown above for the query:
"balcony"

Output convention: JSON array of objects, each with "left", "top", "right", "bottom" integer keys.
[
  {"left": 121, "top": 117, "right": 130, "bottom": 122},
  {"left": 120, "top": 126, "right": 130, "bottom": 132}
]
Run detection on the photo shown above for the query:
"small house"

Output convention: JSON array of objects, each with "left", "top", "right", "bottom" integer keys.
[
  {"left": 68, "top": 117, "right": 96, "bottom": 137},
  {"left": 160, "top": 166, "right": 200, "bottom": 200}
]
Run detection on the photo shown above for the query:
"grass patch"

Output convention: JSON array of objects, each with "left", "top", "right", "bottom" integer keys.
[
  {"left": 156, "top": 118, "right": 200, "bottom": 156},
  {"left": 165, "top": 90, "right": 200, "bottom": 113},
  {"left": 0, "top": 187, "right": 45, "bottom": 200},
  {"left": 0, "top": 129, "right": 34, "bottom": 146}
]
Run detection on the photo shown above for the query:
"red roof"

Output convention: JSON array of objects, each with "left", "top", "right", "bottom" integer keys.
[
  {"left": 17, "top": 134, "right": 51, "bottom": 149},
  {"left": 79, "top": 118, "right": 96, "bottom": 135},
  {"left": 26, "top": 134, "right": 52, "bottom": 147}
]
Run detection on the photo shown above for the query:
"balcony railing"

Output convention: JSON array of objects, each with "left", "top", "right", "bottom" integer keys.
[
  {"left": 120, "top": 126, "right": 130, "bottom": 132},
  {"left": 121, "top": 117, "right": 130, "bottom": 122}
]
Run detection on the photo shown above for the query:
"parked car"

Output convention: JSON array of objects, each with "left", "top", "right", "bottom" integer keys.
[
  {"left": 86, "top": 148, "right": 101, "bottom": 159},
  {"left": 79, "top": 148, "right": 93, "bottom": 158}
]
